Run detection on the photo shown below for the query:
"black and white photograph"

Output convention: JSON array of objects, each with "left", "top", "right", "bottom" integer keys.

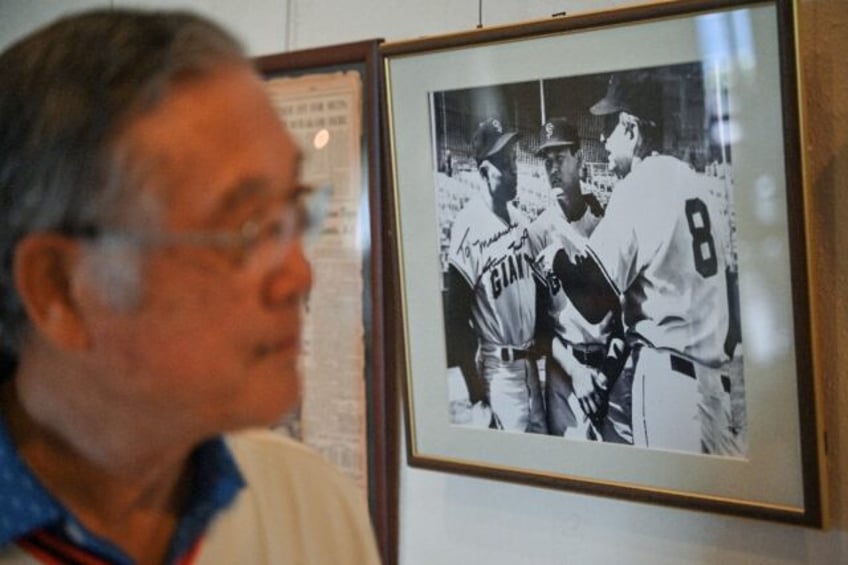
[
  {"left": 433, "top": 62, "right": 747, "bottom": 458},
  {"left": 385, "top": 0, "right": 823, "bottom": 525}
]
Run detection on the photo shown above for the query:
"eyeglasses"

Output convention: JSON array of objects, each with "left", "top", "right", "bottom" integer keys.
[{"left": 66, "top": 185, "right": 326, "bottom": 267}]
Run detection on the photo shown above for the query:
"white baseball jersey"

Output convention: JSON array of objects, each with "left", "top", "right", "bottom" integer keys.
[
  {"left": 448, "top": 197, "right": 536, "bottom": 348},
  {"left": 528, "top": 199, "right": 611, "bottom": 345},
  {"left": 587, "top": 155, "right": 733, "bottom": 367}
]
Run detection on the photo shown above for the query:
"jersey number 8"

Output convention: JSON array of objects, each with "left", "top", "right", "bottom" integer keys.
[{"left": 685, "top": 198, "right": 717, "bottom": 278}]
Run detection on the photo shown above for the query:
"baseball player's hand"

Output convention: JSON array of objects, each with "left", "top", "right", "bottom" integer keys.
[
  {"left": 551, "top": 338, "right": 609, "bottom": 421},
  {"left": 589, "top": 372, "right": 611, "bottom": 422},
  {"left": 571, "top": 364, "right": 607, "bottom": 420},
  {"left": 469, "top": 401, "right": 503, "bottom": 429},
  {"left": 457, "top": 363, "right": 488, "bottom": 406},
  {"left": 468, "top": 401, "right": 492, "bottom": 427}
]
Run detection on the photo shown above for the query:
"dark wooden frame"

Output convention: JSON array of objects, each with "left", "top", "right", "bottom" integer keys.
[
  {"left": 381, "top": 0, "right": 825, "bottom": 527},
  {"left": 255, "top": 40, "right": 399, "bottom": 563}
]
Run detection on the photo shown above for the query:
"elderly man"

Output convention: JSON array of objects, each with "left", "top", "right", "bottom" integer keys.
[{"left": 0, "top": 10, "right": 379, "bottom": 564}]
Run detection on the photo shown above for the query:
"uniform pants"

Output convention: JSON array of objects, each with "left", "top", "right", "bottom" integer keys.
[
  {"left": 546, "top": 345, "right": 632, "bottom": 443},
  {"left": 479, "top": 353, "right": 546, "bottom": 433},
  {"left": 545, "top": 355, "right": 587, "bottom": 438},
  {"left": 630, "top": 347, "right": 735, "bottom": 454}
]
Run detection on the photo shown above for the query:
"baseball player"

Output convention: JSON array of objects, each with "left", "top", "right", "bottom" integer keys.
[
  {"left": 528, "top": 118, "right": 629, "bottom": 441},
  {"left": 543, "top": 72, "right": 743, "bottom": 454},
  {"left": 444, "top": 118, "right": 545, "bottom": 433}
]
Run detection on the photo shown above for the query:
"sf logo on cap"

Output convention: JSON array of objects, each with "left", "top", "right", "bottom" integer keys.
[
  {"left": 545, "top": 122, "right": 555, "bottom": 139},
  {"left": 491, "top": 119, "right": 502, "bottom": 133}
]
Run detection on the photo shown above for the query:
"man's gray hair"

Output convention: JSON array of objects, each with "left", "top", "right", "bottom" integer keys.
[{"left": 0, "top": 9, "right": 247, "bottom": 358}]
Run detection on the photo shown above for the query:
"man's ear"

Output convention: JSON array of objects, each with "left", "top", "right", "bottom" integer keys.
[{"left": 13, "top": 234, "right": 90, "bottom": 351}]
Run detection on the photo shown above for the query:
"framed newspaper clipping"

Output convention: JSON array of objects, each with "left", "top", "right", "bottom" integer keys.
[
  {"left": 254, "top": 39, "right": 399, "bottom": 562},
  {"left": 382, "top": 0, "right": 825, "bottom": 525}
]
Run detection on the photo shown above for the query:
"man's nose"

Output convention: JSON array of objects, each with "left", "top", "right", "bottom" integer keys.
[{"left": 261, "top": 241, "right": 312, "bottom": 308}]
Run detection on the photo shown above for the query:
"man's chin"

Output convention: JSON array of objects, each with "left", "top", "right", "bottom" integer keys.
[
  {"left": 240, "top": 372, "right": 301, "bottom": 429},
  {"left": 237, "top": 396, "right": 300, "bottom": 431}
]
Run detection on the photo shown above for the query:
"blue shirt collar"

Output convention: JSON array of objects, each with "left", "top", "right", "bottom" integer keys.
[
  {"left": 0, "top": 412, "right": 245, "bottom": 564},
  {"left": 0, "top": 413, "right": 62, "bottom": 544}
]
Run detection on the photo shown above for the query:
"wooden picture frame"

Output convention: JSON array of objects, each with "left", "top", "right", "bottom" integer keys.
[
  {"left": 255, "top": 39, "right": 399, "bottom": 562},
  {"left": 382, "top": 0, "right": 825, "bottom": 526}
]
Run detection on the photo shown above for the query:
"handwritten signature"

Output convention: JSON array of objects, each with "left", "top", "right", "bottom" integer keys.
[{"left": 455, "top": 224, "right": 533, "bottom": 277}]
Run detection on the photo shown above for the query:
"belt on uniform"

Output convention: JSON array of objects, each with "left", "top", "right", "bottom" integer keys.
[
  {"left": 481, "top": 346, "right": 533, "bottom": 362},
  {"left": 499, "top": 347, "right": 532, "bottom": 362},
  {"left": 571, "top": 345, "right": 605, "bottom": 368},
  {"left": 670, "top": 354, "right": 696, "bottom": 379}
]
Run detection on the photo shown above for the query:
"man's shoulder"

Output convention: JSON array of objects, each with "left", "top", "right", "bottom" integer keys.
[
  {"left": 527, "top": 205, "right": 558, "bottom": 239},
  {"left": 224, "top": 428, "right": 344, "bottom": 482},
  {"left": 199, "top": 429, "right": 380, "bottom": 564},
  {"left": 610, "top": 155, "right": 692, "bottom": 207},
  {"left": 530, "top": 204, "right": 558, "bottom": 225},
  {"left": 455, "top": 196, "right": 491, "bottom": 222},
  {"left": 224, "top": 428, "right": 365, "bottom": 507},
  {"left": 450, "top": 196, "right": 489, "bottom": 239},
  {"left": 631, "top": 154, "right": 693, "bottom": 182}
]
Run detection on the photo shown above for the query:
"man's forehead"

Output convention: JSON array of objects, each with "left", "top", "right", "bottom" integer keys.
[
  {"left": 212, "top": 177, "right": 271, "bottom": 211},
  {"left": 218, "top": 153, "right": 302, "bottom": 203},
  {"left": 137, "top": 140, "right": 301, "bottom": 230},
  {"left": 118, "top": 64, "right": 301, "bottom": 221},
  {"left": 201, "top": 152, "right": 303, "bottom": 220}
]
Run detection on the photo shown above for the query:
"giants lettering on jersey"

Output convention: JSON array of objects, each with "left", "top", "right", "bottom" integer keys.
[
  {"left": 488, "top": 250, "right": 535, "bottom": 298},
  {"left": 457, "top": 223, "right": 534, "bottom": 299}
]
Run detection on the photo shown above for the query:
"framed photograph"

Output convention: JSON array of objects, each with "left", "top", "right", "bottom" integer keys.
[
  {"left": 382, "top": 0, "right": 825, "bottom": 525},
  {"left": 254, "top": 40, "right": 399, "bottom": 562}
]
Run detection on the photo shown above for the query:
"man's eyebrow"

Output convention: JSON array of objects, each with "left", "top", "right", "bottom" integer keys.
[
  {"left": 204, "top": 145, "right": 304, "bottom": 220},
  {"left": 206, "top": 177, "right": 270, "bottom": 225}
]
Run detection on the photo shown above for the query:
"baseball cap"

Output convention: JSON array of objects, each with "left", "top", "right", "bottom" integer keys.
[
  {"left": 590, "top": 72, "right": 662, "bottom": 125},
  {"left": 472, "top": 118, "right": 518, "bottom": 164},
  {"left": 535, "top": 118, "right": 579, "bottom": 156}
]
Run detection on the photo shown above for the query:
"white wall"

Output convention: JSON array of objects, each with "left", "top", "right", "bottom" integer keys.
[{"left": 2, "top": 1, "right": 846, "bottom": 564}]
